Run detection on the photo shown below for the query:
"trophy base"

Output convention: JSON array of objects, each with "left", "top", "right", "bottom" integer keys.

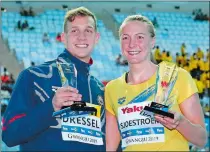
[
  {"left": 52, "top": 101, "right": 97, "bottom": 117},
  {"left": 144, "top": 102, "right": 174, "bottom": 119},
  {"left": 61, "top": 101, "right": 86, "bottom": 109},
  {"left": 62, "top": 101, "right": 97, "bottom": 116}
]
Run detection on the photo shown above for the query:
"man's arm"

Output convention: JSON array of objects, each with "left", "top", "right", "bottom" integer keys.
[
  {"left": 2, "top": 70, "right": 56, "bottom": 147},
  {"left": 106, "top": 111, "right": 121, "bottom": 151}
]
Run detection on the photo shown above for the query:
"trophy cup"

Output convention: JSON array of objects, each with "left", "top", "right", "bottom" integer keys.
[
  {"left": 53, "top": 61, "right": 97, "bottom": 117},
  {"left": 141, "top": 62, "right": 178, "bottom": 119}
]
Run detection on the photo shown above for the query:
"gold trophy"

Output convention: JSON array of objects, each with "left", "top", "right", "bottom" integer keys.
[
  {"left": 143, "top": 62, "right": 178, "bottom": 119},
  {"left": 53, "top": 61, "right": 97, "bottom": 117}
]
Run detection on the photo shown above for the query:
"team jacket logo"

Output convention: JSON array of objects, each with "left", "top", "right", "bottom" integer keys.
[
  {"left": 161, "top": 81, "right": 169, "bottom": 88},
  {"left": 97, "top": 95, "right": 104, "bottom": 106},
  {"left": 118, "top": 97, "right": 126, "bottom": 105}
]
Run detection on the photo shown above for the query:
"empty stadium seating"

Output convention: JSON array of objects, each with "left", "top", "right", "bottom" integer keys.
[
  {"left": 113, "top": 11, "right": 209, "bottom": 57},
  {"left": 1, "top": 10, "right": 128, "bottom": 81},
  {"left": 2, "top": 10, "right": 209, "bottom": 81}
]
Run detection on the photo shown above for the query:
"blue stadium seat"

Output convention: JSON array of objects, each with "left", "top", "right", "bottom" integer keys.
[{"left": 1, "top": 9, "right": 209, "bottom": 80}]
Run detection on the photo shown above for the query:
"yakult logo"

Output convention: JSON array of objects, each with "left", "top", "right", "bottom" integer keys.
[
  {"left": 121, "top": 103, "right": 151, "bottom": 114},
  {"left": 121, "top": 105, "right": 144, "bottom": 114}
]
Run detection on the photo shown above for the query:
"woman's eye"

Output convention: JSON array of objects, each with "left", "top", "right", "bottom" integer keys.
[
  {"left": 86, "top": 29, "right": 93, "bottom": 33},
  {"left": 71, "top": 29, "right": 78, "bottom": 33}
]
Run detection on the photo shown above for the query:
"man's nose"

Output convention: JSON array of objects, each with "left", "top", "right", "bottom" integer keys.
[{"left": 78, "top": 32, "right": 86, "bottom": 40}]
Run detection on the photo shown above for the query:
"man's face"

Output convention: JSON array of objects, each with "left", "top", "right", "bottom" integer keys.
[
  {"left": 62, "top": 16, "right": 100, "bottom": 63},
  {"left": 120, "top": 21, "right": 155, "bottom": 64}
]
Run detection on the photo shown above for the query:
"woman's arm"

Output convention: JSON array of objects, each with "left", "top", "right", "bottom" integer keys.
[
  {"left": 155, "top": 93, "right": 207, "bottom": 148},
  {"left": 177, "top": 93, "right": 207, "bottom": 147},
  {"left": 106, "top": 111, "right": 121, "bottom": 151}
]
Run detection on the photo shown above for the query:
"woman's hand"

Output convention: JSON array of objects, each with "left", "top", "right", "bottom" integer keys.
[{"left": 154, "top": 110, "right": 184, "bottom": 130}]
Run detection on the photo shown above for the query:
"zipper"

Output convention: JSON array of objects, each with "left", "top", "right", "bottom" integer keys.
[
  {"left": 88, "top": 74, "right": 93, "bottom": 104},
  {"left": 73, "top": 64, "right": 77, "bottom": 88}
]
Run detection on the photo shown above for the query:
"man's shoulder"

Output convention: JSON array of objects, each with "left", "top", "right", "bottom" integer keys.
[
  {"left": 90, "top": 75, "right": 104, "bottom": 89},
  {"left": 23, "top": 59, "right": 57, "bottom": 78}
]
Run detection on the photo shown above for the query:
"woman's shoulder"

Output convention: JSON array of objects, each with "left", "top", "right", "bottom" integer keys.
[{"left": 105, "top": 73, "right": 126, "bottom": 90}]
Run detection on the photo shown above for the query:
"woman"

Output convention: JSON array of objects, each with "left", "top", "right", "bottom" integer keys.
[{"left": 105, "top": 15, "right": 207, "bottom": 151}]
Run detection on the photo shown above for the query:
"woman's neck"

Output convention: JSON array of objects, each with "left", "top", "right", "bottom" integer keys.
[{"left": 128, "top": 60, "right": 158, "bottom": 85}]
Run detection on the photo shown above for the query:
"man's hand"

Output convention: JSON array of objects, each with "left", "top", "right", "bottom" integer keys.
[
  {"left": 154, "top": 110, "right": 184, "bottom": 130},
  {"left": 52, "top": 86, "right": 82, "bottom": 111}
]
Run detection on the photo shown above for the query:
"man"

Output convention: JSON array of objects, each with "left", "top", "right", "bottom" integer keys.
[
  {"left": 2, "top": 7, "right": 105, "bottom": 151},
  {"left": 105, "top": 15, "right": 207, "bottom": 151}
]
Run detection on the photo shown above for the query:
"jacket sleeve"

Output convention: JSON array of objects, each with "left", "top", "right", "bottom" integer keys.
[
  {"left": 2, "top": 69, "right": 57, "bottom": 147},
  {"left": 100, "top": 92, "right": 106, "bottom": 151}
]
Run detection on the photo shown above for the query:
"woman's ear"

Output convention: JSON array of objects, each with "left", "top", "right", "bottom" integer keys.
[{"left": 151, "top": 37, "right": 156, "bottom": 50}]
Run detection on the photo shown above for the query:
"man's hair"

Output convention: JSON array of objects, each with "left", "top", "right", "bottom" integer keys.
[
  {"left": 63, "top": 6, "right": 97, "bottom": 33},
  {"left": 119, "top": 14, "right": 155, "bottom": 38}
]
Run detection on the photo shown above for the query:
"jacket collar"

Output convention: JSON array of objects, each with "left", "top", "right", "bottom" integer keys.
[{"left": 57, "top": 49, "right": 93, "bottom": 74}]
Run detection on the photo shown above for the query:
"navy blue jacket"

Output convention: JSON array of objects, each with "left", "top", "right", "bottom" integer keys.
[{"left": 2, "top": 50, "right": 105, "bottom": 151}]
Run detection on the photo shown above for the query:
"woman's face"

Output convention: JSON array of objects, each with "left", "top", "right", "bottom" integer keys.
[{"left": 120, "top": 21, "right": 155, "bottom": 65}]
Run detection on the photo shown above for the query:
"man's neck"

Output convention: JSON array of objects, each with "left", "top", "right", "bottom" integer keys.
[{"left": 128, "top": 60, "right": 157, "bottom": 85}]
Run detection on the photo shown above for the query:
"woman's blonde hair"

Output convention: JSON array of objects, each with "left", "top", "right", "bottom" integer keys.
[{"left": 119, "top": 15, "right": 156, "bottom": 38}]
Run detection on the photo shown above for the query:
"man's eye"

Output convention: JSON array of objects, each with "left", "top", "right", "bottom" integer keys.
[
  {"left": 137, "top": 36, "right": 144, "bottom": 39},
  {"left": 122, "top": 37, "right": 128, "bottom": 40}
]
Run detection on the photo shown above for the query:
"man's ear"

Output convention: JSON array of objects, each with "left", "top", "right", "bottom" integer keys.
[
  {"left": 94, "top": 32, "right": 100, "bottom": 45},
  {"left": 61, "top": 32, "right": 66, "bottom": 45}
]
